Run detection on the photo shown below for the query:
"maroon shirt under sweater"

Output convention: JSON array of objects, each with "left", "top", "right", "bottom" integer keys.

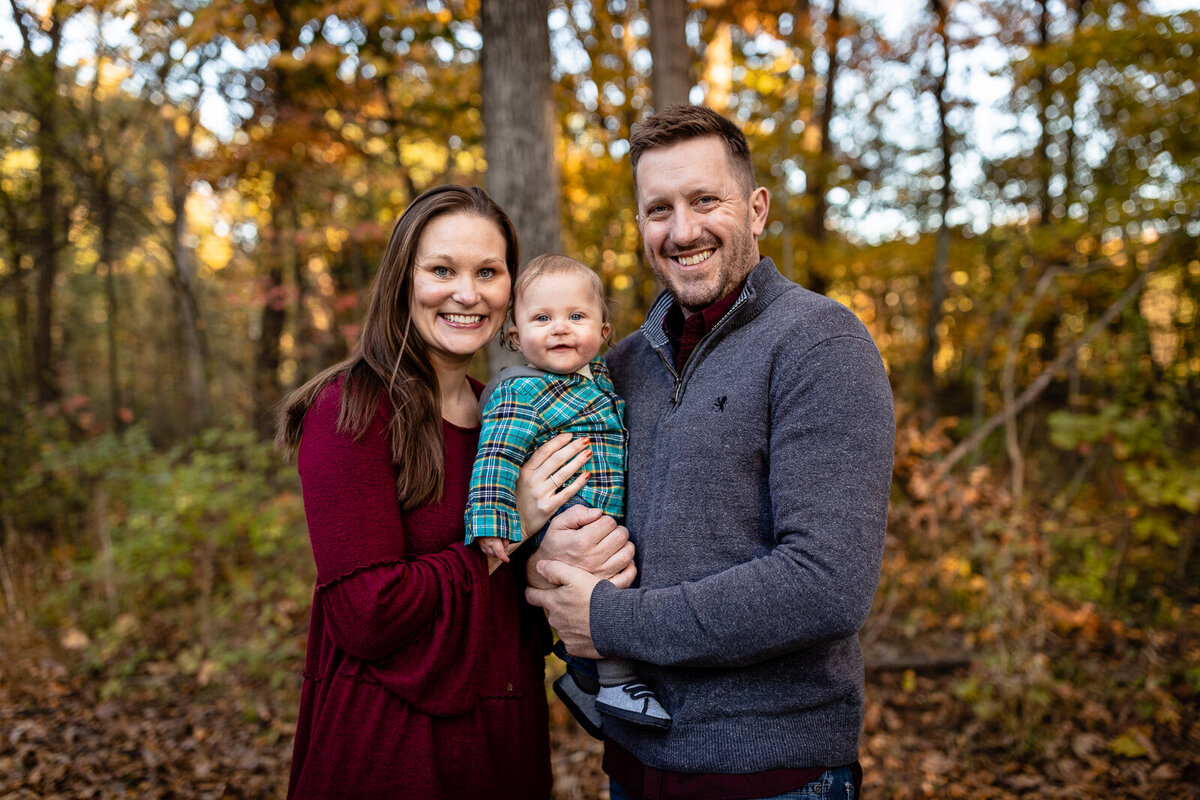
[
  {"left": 662, "top": 281, "right": 745, "bottom": 373},
  {"left": 287, "top": 377, "right": 552, "bottom": 800},
  {"left": 602, "top": 284, "right": 828, "bottom": 800}
]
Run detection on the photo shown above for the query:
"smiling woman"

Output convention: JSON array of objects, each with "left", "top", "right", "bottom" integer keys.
[
  {"left": 410, "top": 212, "right": 512, "bottom": 399},
  {"left": 271, "top": 185, "right": 558, "bottom": 800}
]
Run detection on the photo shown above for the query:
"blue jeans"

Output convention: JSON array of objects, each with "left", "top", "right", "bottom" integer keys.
[{"left": 609, "top": 765, "right": 857, "bottom": 800}]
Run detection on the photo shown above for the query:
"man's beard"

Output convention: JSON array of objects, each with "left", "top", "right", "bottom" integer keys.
[{"left": 648, "top": 226, "right": 758, "bottom": 312}]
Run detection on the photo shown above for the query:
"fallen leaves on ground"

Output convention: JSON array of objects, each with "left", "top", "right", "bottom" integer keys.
[{"left": 2, "top": 620, "right": 1198, "bottom": 799}]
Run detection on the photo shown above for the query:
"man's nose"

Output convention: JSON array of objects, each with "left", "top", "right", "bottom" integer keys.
[{"left": 669, "top": 206, "right": 702, "bottom": 246}]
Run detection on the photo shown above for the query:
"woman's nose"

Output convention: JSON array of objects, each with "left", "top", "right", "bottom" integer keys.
[{"left": 452, "top": 275, "right": 479, "bottom": 306}]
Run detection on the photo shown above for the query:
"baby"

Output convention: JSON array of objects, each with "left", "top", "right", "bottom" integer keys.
[{"left": 465, "top": 253, "right": 670, "bottom": 734}]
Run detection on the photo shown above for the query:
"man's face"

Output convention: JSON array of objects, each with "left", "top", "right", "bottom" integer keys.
[{"left": 635, "top": 136, "right": 769, "bottom": 313}]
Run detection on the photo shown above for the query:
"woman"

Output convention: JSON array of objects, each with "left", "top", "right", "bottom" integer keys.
[{"left": 276, "top": 185, "right": 629, "bottom": 798}]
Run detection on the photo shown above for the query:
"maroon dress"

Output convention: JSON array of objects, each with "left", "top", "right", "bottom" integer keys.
[{"left": 286, "top": 379, "right": 552, "bottom": 799}]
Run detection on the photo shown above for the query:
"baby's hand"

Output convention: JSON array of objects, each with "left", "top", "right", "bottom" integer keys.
[{"left": 477, "top": 536, "right": 512, "bottom": 563}]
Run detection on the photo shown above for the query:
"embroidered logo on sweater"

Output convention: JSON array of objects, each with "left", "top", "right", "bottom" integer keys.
[{"left": 713, "top": 395, "right": 728, "bottom": 413}]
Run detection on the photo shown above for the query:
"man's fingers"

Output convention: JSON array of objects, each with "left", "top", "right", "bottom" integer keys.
[
  {"left": 596, "top": 540, "right": 636, "bottom": 582},
  {"left": 608, "top": 560, "right": 638, "bottom": 590},
  {"left": 535, "top": 557, "right": 589, "bottom": 587},
  {"left": 551, "top": 502, "right": 605, "bottom": 532}
]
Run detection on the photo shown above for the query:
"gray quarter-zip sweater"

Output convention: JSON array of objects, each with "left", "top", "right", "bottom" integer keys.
[{"left": 593, "top": 257, "right": 895, "bottom": 774}]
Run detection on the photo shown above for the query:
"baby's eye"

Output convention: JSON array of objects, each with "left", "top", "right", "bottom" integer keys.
[
  {"left": 569, "top": 312, "right": 585, "bottom": 321},
  {"left": 534, "top": 314, "right": 550, "bottom": 323}
]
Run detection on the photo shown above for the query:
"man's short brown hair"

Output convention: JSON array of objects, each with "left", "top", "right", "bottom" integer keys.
[{"left": 629, "top": 105, "right": 757, "bottom": 195}]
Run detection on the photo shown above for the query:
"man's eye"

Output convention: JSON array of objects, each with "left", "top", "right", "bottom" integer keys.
[
  {"left": 695, "top": 196, "right": 718, "bottom": 209},
  {"left": 645, "top": 205, "right": 670, "bottom": 221}
]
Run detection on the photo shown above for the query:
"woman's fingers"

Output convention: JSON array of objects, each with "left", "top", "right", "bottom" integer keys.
[
  {"left": 539, "top": 436, "right": 590, "bottom": 483},
  {"left": 525, "top": 432, "right": 579, "bottom": 472},
  {"left": 547, "top": 446, "right": 591, "bottom": 490}
]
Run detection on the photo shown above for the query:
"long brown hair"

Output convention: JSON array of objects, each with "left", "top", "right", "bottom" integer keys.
[{"left": 276, "top": 185, "right": 520, "bottom": 510}]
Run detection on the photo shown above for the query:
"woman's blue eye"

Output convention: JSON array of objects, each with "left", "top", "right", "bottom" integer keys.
[
  {"left": 432, "top": 266, "right": 451, "bottom": 278},
  {"left": 479, "top": 267, "right": 495, "bottom": 279}
]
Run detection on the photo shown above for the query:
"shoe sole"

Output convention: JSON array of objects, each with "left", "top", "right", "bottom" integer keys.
[
  {"left": 595, "top": 701, "right": 672, "bottom": 731},
  {"left": 553, "top": 677, "right": 605, "bottom": 739}
]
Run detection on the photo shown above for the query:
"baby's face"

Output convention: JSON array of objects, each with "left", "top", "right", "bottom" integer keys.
[{"left": 511, "top": 272, "right": 609, "bottom": 374}]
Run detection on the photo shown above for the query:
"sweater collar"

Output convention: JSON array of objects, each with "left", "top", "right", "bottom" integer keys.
[{"left": 640, "top": 257, "right": 789, "bottom": 351}]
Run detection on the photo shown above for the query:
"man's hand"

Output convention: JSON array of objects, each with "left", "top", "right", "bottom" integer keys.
[
  {"left": 525, "top": 503, "right": 635, "bottom": 590},
  {"left": 525, "top": 560, "right": 605, "bottom": 659}
]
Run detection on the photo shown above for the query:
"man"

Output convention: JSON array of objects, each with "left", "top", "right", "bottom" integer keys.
[{"left": 527, "top": 105, "right": 894, "bottom": 800}]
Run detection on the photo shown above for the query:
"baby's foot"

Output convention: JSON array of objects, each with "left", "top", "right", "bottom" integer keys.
[{"left": 595, "top": 682, "right": 671, "bottom": 731}]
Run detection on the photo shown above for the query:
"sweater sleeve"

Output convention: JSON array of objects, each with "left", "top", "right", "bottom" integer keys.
[
  {"left": 591, "top": 333, "right": 895, "bottom": 668},
  {"left": 465, "top": 382, "right": 541, "bottom": 544},
  {"left": 297, "top": 385, "right": 489, "bottom": 715}
]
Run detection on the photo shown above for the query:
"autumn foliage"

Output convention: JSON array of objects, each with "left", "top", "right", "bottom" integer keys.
[{"left": 1, "top": 0, "right": 1198, "bottom": 797}]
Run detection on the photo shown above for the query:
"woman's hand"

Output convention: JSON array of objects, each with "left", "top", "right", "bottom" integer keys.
[
  {"left": 514, "top": 433, "right": 592, "bottom": 537},
  {"left": 525, "top": 504, "right": 636, "bottom": 591}
]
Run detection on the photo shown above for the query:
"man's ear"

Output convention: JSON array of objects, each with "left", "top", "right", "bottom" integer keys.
[{"left": 749, "top": 186, "right": 770, "bottom": 237}]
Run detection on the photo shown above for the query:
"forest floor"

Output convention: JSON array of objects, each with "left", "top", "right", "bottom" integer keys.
[{"left": 2, "top": 616, "right": 1198, "bottom": 800}]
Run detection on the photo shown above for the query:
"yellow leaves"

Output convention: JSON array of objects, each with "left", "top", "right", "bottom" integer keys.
[
  {"left": 59, "top": 627, "right": 91, "bottom": 650},
  {"left": 197, "top": 234, "right": 232, "bottom": 272},
  {"left": 1108, "top": 727, "right": 1156, "bottom": 760}
]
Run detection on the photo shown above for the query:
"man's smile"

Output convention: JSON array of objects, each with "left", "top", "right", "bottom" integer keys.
[{"left": 675, "top": 249, "right": 715, "bottom": 267}]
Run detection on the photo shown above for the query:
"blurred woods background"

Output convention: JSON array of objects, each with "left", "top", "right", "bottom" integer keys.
[{"left": 0, "top": 0, "right": 1198, "bottom": 797}]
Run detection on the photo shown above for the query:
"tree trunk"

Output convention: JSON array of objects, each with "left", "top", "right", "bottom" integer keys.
[
  {"left": 481, "top": 0, "right": 562, "bottom": 374},
  {"left": 922, "top": 0, "right": 953, "bottom": 418},
  {"left": 256, "top": 169, "right": 292, "bottom": 433},
  {"left": 647, "top": 0, "right": 691, "bottom": 111},
  {"left": 165, "top": 111, "right": 211, "bottom": 431},
  {"left": 805, "top": 0, "right": 841, "bottom": 247},
  {"left": 32, "top": 63, "right": 62, "bottom": 405},
  {"left": 1036, "top": 0, "right": 1053, "bottom": 225},
  {"left": 255, "top": 0, "right": 300, "bottom": 432},
  {"left": 98, "top": 203, "right": 125, "bottom": 433}
]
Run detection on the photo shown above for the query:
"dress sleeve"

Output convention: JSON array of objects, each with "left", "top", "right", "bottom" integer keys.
[
  {"left": 591, "top": 334, "right": 895, "bottom": 668},
  {"left": 465, "top": 382, "right": 542, "bottom": 544},
  {"left": 297, "top": 385, "right": 489, "bottom": 715}
]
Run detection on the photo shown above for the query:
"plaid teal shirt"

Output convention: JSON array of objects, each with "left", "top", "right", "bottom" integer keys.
[{"left": 465, "top": 359, "right": 627, "bottom": 544}]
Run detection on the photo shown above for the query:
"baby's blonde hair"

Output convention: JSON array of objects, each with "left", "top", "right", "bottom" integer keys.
[{"left": 503, "top": 254, "right": 611, "bottom": 350}]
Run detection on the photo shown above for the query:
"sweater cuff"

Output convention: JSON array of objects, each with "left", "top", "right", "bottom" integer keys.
[{"left": 589, "top": 579, "right": 636, "bottom": 660}]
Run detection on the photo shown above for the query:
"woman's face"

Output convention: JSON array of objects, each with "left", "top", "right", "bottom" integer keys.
[{"left": 410, "top": 212, "right": 512, "bottom": 370}]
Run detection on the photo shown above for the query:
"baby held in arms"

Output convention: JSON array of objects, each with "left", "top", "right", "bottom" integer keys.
[{"left": 464, "top": 253, "right": 671, "bottom": 734}]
